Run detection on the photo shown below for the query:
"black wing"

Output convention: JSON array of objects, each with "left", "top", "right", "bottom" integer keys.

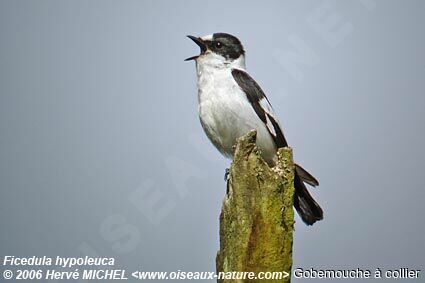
[
  {"left": 231, "top": 68, "right": 287, "bottom": 148},
  {"left": 232, "top": 69, "right": 322, "bottom": 225}
]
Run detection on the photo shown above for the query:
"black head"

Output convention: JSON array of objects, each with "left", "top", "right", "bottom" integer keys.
[{"left": 185, "top": 33, "right": 245, "bottom": 61}]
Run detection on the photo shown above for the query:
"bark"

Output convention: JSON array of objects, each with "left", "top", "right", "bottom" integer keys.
[{"left": 216, "top": 130, "right": 294, "bottom": 283}]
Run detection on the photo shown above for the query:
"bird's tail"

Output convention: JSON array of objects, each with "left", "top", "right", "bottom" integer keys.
[{"left": 293, "top": 166, "right": 323, "bottom": 225}]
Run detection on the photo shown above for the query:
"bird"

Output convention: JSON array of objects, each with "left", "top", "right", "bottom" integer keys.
[{"left": 185, "top": 32, "right": 323, "bottom": 225}]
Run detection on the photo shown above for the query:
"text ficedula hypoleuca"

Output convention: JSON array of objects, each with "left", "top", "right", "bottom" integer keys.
[{"left": 186, "top": 32, "right": 323, "bottom": 225}]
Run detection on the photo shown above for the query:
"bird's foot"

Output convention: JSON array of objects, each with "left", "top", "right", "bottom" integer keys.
[{"left": 224, "top": 168, "right": 230, "bottom": 182}]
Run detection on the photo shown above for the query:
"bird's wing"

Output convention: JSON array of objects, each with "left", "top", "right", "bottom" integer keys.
[
  {"left": 232, "top": 69, "right": 320, "bottom": 193},
  {"left": 231, "top": 68, "right": 288, "bottom": 148}
]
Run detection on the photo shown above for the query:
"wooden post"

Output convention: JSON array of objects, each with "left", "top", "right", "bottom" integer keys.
[{"left": 216, "top": 130, "right": 294, "bottom": 283}]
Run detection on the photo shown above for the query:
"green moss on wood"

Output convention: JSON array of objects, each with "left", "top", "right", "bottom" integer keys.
[{"left": 216, "top": 130, "right": 294, "bottom": 283}]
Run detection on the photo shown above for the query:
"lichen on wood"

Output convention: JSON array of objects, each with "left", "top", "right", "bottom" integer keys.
[{"left": 216, "top": 130, "right": 295, "bottom": 283}]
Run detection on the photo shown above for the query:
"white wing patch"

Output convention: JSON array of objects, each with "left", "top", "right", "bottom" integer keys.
[
  {"left": 265, "top": 114, "right": 276, "bottom": 137},
  {"left": 259, "top": 97, "right": 274, "bottom": 114},
  {"left": 259, "top": 97, "right": 279, "bottom": 139}
]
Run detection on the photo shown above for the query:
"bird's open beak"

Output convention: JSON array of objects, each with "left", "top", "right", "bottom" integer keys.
[{"left": 185, "top": 35, "right": 207, "bottom": 61}]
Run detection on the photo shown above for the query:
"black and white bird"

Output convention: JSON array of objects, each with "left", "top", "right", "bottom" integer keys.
[{"left": 185, "top": 32, "right": 323, "bottom": 225}]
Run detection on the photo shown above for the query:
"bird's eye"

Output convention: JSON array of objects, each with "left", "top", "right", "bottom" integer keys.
[{"left": 215, "top": 41, "right": 223, "bottom": 48}]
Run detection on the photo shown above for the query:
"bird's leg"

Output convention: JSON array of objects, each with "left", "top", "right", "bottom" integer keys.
[
  {"left": 224, "top": 168, "right": 230, "bottom": 195},
  {"left": 224, "top": 168, "right": 230, "bottom": 181}
]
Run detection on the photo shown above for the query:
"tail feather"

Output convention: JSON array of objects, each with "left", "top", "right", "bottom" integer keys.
[
  {"left": 293, "top": 170, "right": 323, "bottom": 225},
  {"left": 295, "top": 163, "right": 319, "bottom": 187}
]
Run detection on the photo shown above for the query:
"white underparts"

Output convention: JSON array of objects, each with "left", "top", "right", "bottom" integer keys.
[{"left": 195, "top": 53, "right": 278, "bottom": 164}]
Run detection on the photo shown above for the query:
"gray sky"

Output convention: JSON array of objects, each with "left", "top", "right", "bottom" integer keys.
[{"left": 1, "top": 0, "right": 424, "bottom": 282}]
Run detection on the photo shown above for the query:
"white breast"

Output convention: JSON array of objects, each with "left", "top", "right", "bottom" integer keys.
[{"left": 195, "top": 55, "right": 277, "bottom": 164}]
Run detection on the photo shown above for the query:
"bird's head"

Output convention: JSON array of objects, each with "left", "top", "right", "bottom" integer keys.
[{"left": 185, "top": 33, "right": 245, "bottom": 68}]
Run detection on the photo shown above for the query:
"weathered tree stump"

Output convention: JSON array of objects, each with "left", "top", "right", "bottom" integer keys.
[{"left": 216, "top": 130, "right": 294, "bottom": 283}]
